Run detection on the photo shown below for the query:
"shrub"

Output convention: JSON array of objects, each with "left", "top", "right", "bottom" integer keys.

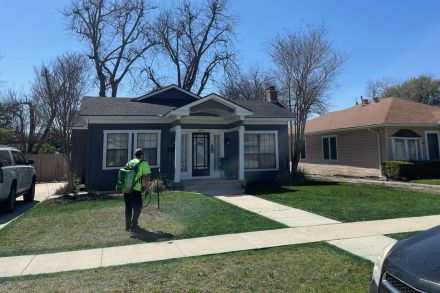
[
  {"left": 39, "top": 143, "right": 57, "bottom": 154},
  {"left": 381, "top": 161, "right": 440, "bottom": 180},
  {"left": 148, "top": 178, "right": 167, "bottom": 193}
]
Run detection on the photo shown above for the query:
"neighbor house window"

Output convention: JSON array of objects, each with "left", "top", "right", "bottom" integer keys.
[
  {"left": 136, "top": 132, "right": 159, "bottom": 166},
  {"left": 392, "top": 138, "right": 421, "bottom": 161},
  {"left": 299, "top": 139, "right": 306, "bottom": 160},
  {"left": 244, "top": 132, "right": 278, "bottom": 170},
  {"left": 105, "top": 132, "right": 129, "bottom": 168},
  {"left": 426, "top": 132, "right": 440, "bottom": 160},
  {"left": 322, "top": 136, "right": 337, "bottom": 160}
]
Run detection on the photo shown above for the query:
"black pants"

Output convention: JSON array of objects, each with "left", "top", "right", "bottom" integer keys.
[{"left": 124, "top": 190, "right": 143, "bottom": 228}]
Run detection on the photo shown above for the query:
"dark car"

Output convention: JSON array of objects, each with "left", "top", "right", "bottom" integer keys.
[{"left": 370, "top": 225, "right": 440, "bottom": 292}]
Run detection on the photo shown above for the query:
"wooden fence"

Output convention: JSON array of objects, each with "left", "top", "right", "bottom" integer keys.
[{"left": 26, "top": 154, "right": 68, "bottom": 182}]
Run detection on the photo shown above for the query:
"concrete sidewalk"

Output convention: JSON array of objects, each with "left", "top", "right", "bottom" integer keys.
[{"left": 1, "top": 214, "right": 439, "bottom": 278}]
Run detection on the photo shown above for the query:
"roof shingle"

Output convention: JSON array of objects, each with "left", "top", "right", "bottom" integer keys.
[{"left": 305, "top": 97, "right": 440, "bottom": 133}]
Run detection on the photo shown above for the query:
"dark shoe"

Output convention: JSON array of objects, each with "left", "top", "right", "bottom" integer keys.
[{"left": 130, "top": 224, "right": 141, "bottom": 232}]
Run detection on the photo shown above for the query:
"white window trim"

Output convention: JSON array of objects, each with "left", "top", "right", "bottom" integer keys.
[
  {"left": 133, "top": 130, "right": 162, "bottom": 168},
  {"left": 391, "top": 137, "right": 421, "bottom": 161},
  {"left": 244, "top": 130, "right": 279, "bottom": 172},
  {"left": 425, "top": 131, "right": 440, "bottom": 160},
  {"left": 322, "top": 135, "right": 338, "bottom": 161},
  {"left": 102, "top": 129, "right": 161, "bottom": 170},
  {"left": 102, "top": 130, "right": 133, "bottom": 170}
]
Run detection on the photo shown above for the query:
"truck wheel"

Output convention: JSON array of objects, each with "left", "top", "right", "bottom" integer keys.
[
  {"left": 0, "top": 184, "right": 16, "bottom": 213},
  {"left": 23, "top": 178, "right": 36, "bottom": 202}
]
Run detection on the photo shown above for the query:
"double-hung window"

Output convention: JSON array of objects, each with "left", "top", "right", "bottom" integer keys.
[
  {"left": 322, "top": 136, "right": 337, "bottom": 160},
  {"left": 244, "top": 132, "right": 278, "bottom": 170},
  {"left": 103, "top": 130, "right": 161, "bottom": 169},
  {"left": 135, "top": 131, "right": 160, "bottom": 167},
  {"left": 392, "top": 138, "right": 421, "bottom": 161},
  {"left": 104, "top": 132, "right": 130, "bottom": 168}
]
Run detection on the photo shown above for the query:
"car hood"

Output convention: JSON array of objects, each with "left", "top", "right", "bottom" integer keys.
[{"left": 386, "top": 225, "right": 440, "bottom": 292}]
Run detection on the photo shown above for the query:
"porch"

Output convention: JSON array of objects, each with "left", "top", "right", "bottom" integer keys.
[{"left": 169, "top": 94, "right": 253, "bottom": 183}]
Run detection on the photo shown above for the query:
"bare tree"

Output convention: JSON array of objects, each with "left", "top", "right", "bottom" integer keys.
[
  {"left": 269, "top": 25, "right": 347, "bottom": 176},
  {"left": 0, "top": 89, "right": 35, "bottom": 152},
  {"left": 365, "top": 77, "right": 393, "bottom": 99},
  {"left": 51, "top": 54, "right": 90, "bottom": 189},
  {"left": 219, "top": 65, "right": 275, "bottom": 101},
  {"left": 32, "top": 64, "right": 63, "bottom": 153},
  {"left": 64, "top": 0, "right": 157, "bottom": 97},
  {"left": 146, "top": 0, "right": 236, "bottom": 95}
]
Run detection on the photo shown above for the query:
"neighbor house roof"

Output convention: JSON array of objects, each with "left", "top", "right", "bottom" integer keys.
[
  {"left": 305, "top": 97, "right": 440, "bottom": 133},
  {"left": 79, "top": 93, "right": 294, "bottom": 118}
]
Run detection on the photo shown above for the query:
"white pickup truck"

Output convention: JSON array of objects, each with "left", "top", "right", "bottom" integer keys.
[{"left": 0, "top": 146, "right": 36, "bottom": 213}]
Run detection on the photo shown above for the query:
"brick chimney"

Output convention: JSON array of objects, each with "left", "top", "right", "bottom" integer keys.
[{"left": 265, "top": 86, "right": 278, "bottom": 103}]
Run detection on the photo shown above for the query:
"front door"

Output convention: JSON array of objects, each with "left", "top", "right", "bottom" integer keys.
[{"left": 192, "top": 133, "right": 210, "bottom": 176}]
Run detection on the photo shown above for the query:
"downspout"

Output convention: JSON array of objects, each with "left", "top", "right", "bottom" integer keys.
[{"left": 368, "top": 128, "right": 382, "bottom": 178}]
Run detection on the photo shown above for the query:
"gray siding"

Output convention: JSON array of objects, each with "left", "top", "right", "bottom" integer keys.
[
  {"left": 85, "top": 124, "right": 173, "bottom": 190},
  {"left": 139, "top": 88, "right": 198, "bottom": 107},
  {"left": 244, "top": 124, "right": 289, "bottom": 182},
  {"left": 76, "top": 122, "right": 290, "bottom": 190},
  {"left": 71, "top": 129, "right": 88, "bottom": 182}
]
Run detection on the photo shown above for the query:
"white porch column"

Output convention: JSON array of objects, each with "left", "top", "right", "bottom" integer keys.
[
  {"left": 238, "top": 123, "right": 245, "bottom": 181},
  {"left": 174, "top": 118, "right": 182, "bottom": 183}
]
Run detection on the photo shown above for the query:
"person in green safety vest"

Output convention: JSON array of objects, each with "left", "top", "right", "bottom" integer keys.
[{"left": 124, "top": 148, "right": 151, "bottom": 231}]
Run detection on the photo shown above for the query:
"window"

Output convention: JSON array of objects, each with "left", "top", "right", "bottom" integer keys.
[
  {"left": 245, "top": 132, "right": 278, "bottom": 170},
  {"left": 299, "top": 139, "right": 306, "bottom": 160},
  {"left": 103, "top": 130, "right": 161, "bottom": 170},
  {"left": 0, "top": 150, "right": 12, "bottom": 166},
  {"left": 426, "top": 132, "right": 440, "bottom": 160},
  {"left": 392, "top": 138, "right": 421, "bottom": 161},
  {"left": 105, "top": 133, "right": 129, "bottom": 168},
  {"left": 12, "top": 151, "right": 27, "bottom": 165},
  {"left": 322, "top": 136, "right": 337, "bottom": 160},
  {"left": 214, "top": 134, "right": 222, "bottom": 171},
  {"left": 136, "top": 132, "right": 159, "bottom": 166}
]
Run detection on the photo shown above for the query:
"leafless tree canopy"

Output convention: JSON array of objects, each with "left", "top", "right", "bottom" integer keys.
[
  {"left": 146, "top": 0, "right": 236, "bottom": 95},
  {"left": 64, "top": 0, "right": 157, "bottom": 97},
  {"left": 365, "top": 77, "right": 393, "bottom": 99},
  {"left": 269, "top": 25, "right": 346, "bottom": 175},
  {"left": 219, "top": 65, "right": 274, "bottom": 101},
  {"left": 0, "top": 90, "right": 35, "bottom": 151}
]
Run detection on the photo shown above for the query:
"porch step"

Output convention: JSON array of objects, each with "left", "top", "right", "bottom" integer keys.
[{"left": 183, "top": 179, "right": 244, "bottom": 196}]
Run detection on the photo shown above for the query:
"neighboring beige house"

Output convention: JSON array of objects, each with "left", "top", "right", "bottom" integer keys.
[{"left": 298, "top": 97, "right": 440, "bottom": 178}]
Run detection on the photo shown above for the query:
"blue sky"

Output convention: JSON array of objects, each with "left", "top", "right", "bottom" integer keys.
[{"left": 1, "top": 0, "right": 440, "bottom": 111}]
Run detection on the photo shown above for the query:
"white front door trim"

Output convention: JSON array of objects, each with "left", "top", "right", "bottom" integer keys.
[{"left": 180, "top": 129, "right": 225, "bottom": 180}]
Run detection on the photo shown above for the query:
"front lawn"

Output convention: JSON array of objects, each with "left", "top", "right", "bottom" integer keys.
[
  {"left": 0, "top": 192, "right": 284, "bottom": 256},
  {"left": 248, "top": 180, "right": 440, "bottom": 222},
  {"left": 388, "top": 231, "right": 421, "bottom": 240},
  {"left": 410, "top": 179, "right": 440, "bottom": 185},
  {"left": 0, "top": 243, "right": 372, "bottom": 292}
]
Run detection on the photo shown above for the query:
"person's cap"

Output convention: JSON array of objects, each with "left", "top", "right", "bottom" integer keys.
[{"left": 134, "top": 148, "right": 144, "bottom": 157}]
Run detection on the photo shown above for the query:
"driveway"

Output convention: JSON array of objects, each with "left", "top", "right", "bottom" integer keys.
[{"left": 0, "top": 182, "right": 66, "bottom": 230}]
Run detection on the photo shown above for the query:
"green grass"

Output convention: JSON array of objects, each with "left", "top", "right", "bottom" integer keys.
[
  {"left": 388, "top": 231, "right": 421, "bottom": 240},
  {"left": 0, "top": 243, "right": 372, "bottom": 292},
  {"left": 0, "top": 192, "right": 284, "bottom": 256},
  {"left": 410, "top": 179, "right": 440, "bottom": 185},
  {"left": 248, "top": 180, "right": 440, "bottom": 222}
]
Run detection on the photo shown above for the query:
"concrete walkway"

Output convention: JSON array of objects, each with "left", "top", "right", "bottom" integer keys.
[
  {"left": 1, "top": 213, "right": 440, "bottom": 278},
  {"left": 215, "top": 194, "right": 340, "bottom": 227},
  {"left": 309, "top": 175, "right": 440, "bottom": 193}
]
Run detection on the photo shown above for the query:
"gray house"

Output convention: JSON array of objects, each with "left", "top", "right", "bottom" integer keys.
[{"left": 72, "top": 85, "right": 293, "bottom": 190}]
